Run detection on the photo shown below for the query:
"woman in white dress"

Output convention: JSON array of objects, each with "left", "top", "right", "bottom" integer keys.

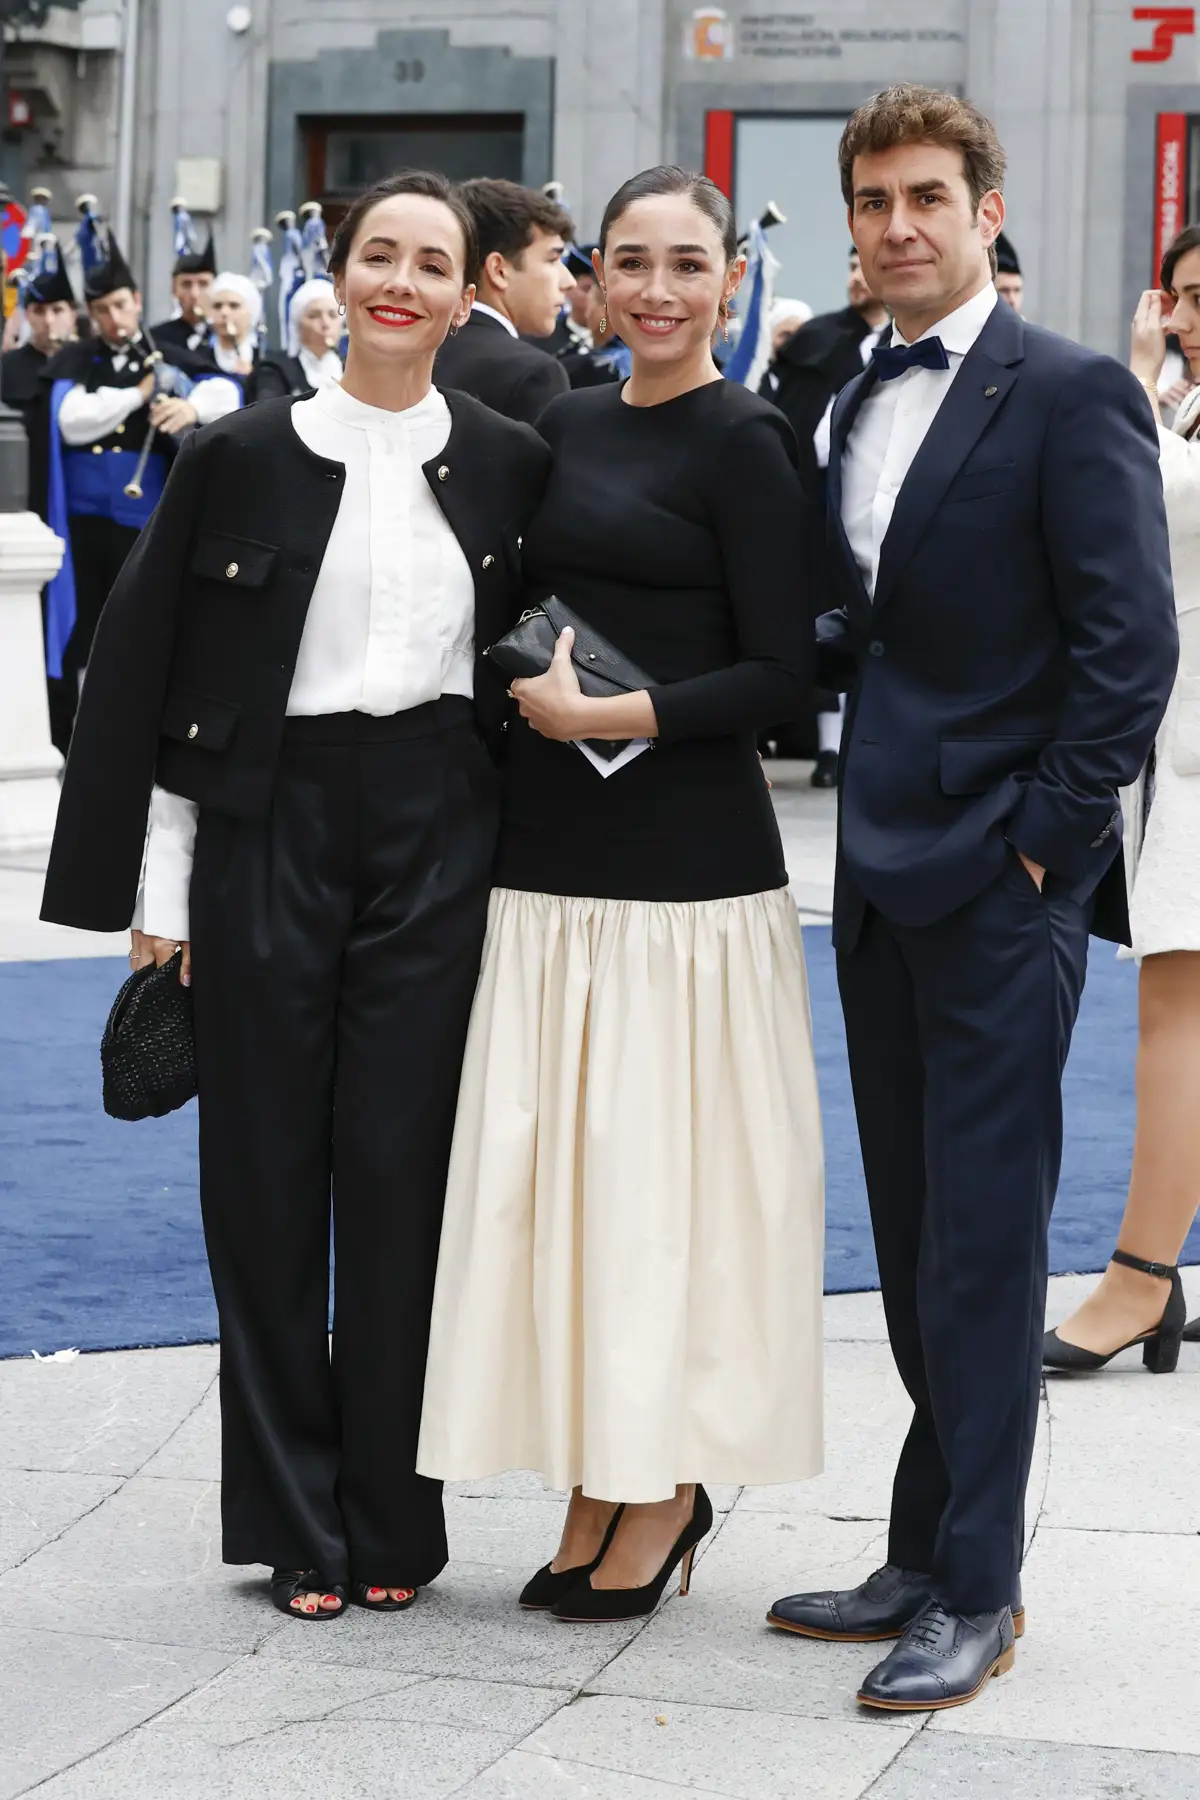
[
  {"left": 418, "top": 167, "right": 824, "bottom": 1619},
  {"left": 1044, "top": 226, "right": 1200, "bottom": 1370}
]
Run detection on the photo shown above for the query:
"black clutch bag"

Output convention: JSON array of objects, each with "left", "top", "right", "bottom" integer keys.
[
  {"left": 101, "top": 951, "right": 197, "bottom": 1121},
  {"left": 484, "top": 596, "right": 655, "bottom": 762}
]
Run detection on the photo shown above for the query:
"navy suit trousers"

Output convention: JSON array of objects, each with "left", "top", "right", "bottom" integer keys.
[{"left": 836, "top": 852, "right": 1091, "bottom": 1612}]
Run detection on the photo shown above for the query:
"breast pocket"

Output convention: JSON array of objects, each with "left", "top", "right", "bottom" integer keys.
[
  {"left": 942, "top": 461, "right": 1018, "bottom": 506},
  {"left": 188, "top": 530, "right": 279, "bottom": 591}
]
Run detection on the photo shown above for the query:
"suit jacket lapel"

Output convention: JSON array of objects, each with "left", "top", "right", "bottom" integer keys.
[
  {"left": 827, "top": 365, "right": 877, "bottom": 626},
  {"left": 872, "top": 301, "right": 1025, "bottom": 615}
]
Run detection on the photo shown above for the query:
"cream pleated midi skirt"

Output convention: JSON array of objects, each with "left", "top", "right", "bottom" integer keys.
[{"left": 417, "top": 885, "right": 825, "bottom": 1501}]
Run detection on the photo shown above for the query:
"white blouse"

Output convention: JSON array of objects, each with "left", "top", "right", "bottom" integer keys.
[
  {"left": 135, "top": 382, "right": 476, "bottom": 942},
  {"left": 298, "top": 345, "right": 344, "bottom": 390},
  {"left": 1119, "top": 385, "right": 1200, "bottom": 958}
]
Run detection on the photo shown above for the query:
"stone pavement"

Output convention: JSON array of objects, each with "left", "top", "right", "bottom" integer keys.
[{"left": 3, "top": 766, "right": 1199, "bottom": 1798}]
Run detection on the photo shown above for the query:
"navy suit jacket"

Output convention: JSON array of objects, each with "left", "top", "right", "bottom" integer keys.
[{"left": 819, "top": 297, "right": 1179, "bottom": 948}]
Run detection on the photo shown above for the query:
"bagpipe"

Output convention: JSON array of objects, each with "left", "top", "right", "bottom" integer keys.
[{"left": 78, "top": 196, "right": 196, "bottom": 497}]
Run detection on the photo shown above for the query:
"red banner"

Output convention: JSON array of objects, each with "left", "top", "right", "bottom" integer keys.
[
  {"left": 705, "top": 111, "right": 734, "bottom": 200},
  {"left": 1154, "top": 111, "right": 1188, "bottom": 280}
]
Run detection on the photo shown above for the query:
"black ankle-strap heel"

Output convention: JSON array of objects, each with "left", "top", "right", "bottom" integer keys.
[{"left": 1043, "top": 1249, "right": 1187, "bottom": 1374}]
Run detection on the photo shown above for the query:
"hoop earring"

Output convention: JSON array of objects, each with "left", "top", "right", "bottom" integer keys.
[
  {"left": 337, "top": 302, "right": 346, "bottom": 317},
  {"left": 449, "top": 322, "right": 459, "bottom": 337}
]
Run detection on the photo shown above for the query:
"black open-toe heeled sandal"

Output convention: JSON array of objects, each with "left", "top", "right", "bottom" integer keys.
[
  {"left": 350, "top": 1582, "right": 419, "bottom": 1613},
  {"left": 271, "top": 1569, "right": 347, "bottom": 1619}
]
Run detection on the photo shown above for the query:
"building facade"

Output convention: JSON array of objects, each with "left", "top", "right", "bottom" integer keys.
[{"left": 3, "top": 0, "right": 1199, "bottom": 353}]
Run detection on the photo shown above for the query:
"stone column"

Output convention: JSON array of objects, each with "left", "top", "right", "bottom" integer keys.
[{"left": 0, "top": 403, "right": 65, "bottom": 858}]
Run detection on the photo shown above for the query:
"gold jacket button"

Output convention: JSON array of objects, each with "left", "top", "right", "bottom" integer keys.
[
  {"left": 225, "top": 562, "right": 239, "bottom": 579},
  {"left": 482, "top": 554, "right": 495, "bottom": 569},
  {"left": 115, "top": 423, "right": 125, "bottom": 435},
  {"left": 92, "top": 445, "right": 103, "bottom": 455},
  {"left": 437, "top": 465, "right": 449, "bottom": 481},
  {"left": 187, "top": 724, "right": 199, "bottom": 740}
]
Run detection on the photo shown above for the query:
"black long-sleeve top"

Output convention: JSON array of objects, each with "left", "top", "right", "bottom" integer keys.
[{"left": 493, "top": 377, "right": 814, "bottom": 901}]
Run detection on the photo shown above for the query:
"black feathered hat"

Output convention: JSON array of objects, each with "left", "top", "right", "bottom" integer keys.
[
  {"left": 83, "top": 228, "right": 138, "bottom": 302},
  {"left": 25, "top": 246, "right": 76, "bottom": 307},
  {"left": 995, "top": 232, "right": 1021, "bottom": 277},
  {"left": 174, "top": 228, "right": 216, "bottom": 278}
]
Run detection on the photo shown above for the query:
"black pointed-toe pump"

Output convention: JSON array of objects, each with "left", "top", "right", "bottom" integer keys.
[
  {"left": 550, "top": 1485, "right": 714, "bottom": 1623},
  {"left": 519, "top": 1505, "right": 625, "bottom": 1610}
]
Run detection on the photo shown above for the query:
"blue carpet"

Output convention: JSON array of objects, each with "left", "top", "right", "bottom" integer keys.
[{"left": 2, "top": 934, "right": 1197, "bottom": 1357}]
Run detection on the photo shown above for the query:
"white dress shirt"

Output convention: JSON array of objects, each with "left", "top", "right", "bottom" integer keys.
[
  {"left": 298, "top": 345, "right": 343, "bottom": 390},
  {"left": 135, "top": 382, "right": 475, "bottom": 941},
  {"left": 58, "top": 332, "right": 242, "bottom": 443},
  {"left": 841, "top": 282, "right": 998, "bottom": 597},
  {"left": 470, "top": 301, "right": 518, "bottom": 339},
  {"left": 812, "top": 322, "right": 888, "bottom": 471},
  {"left": 58, "top": 372, "right": 241, "bottom": 442}
]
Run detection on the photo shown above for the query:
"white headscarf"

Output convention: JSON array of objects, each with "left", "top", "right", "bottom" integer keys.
[
  {"left": 768, "top": 297, "right": 813, "bottom": 335},
  {"left": 208, "top": 270, "right": 263, "bottom": 332},
  {"left": 288, "top": 277, "right": 339, "bottom": 358}
]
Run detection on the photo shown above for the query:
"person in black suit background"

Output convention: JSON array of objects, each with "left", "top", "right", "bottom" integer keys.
[
  {"left": 2, "top": 249, "right": 78, "bottom": 516},
  {"left": 769, "top": 86, "right": 1177, "bottom": 1712},
  {"left": 434, "top": 178, "right": 575, "bottom": 424},
  {"left": 770, "top": 246, "right": 889, "bottom": 499},
  {"left": 2, "top": 247, "right": 80, "bottom": 751},
  {"left": 150, "top": 229, "right": 217, "bottom": 359},
  {"left": 40, "top": 170, "right": 551, "bottom": 1626}
]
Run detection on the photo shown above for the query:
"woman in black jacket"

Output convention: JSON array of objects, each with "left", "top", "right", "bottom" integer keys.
[{"left": 41, "top": 171, "right": 550, "bottom": 1622}]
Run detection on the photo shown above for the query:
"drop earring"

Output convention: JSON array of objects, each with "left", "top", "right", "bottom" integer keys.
[{"left": 599, "top": 291, "right": 607, "bottom": 335}]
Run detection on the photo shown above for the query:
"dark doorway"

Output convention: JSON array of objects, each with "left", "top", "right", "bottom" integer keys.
[{"left": 302, "top": 113, "right": 526, "bottom": 224}]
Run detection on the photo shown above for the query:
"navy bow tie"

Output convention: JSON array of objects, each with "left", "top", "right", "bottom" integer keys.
[{"left": 871, "top": 336, "right": 951, "bottom": 381}]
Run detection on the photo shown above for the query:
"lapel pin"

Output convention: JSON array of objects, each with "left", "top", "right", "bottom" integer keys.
[{"left": 984, "top": 385, "right": 998, "bottom": 397}]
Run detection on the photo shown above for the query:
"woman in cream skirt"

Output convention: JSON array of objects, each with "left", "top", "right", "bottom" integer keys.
[{"left": 418, "top": 166, "right": 824, "bottom": 1619}]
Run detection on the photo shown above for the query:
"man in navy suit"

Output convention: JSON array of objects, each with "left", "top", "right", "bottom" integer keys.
[{"left": 769, "top": 86, "right": 1178, "bottom": 1711}]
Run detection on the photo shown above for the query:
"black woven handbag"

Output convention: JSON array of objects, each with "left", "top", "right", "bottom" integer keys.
[{"left": 101, "top": 952, "right": 197, "bottom": 1121}]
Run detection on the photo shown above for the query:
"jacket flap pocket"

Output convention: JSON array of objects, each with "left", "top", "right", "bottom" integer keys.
[
  {"left": 189, "top": 530, "right": 278, "bottom": 589},
  {"left": 160, "top": 687, "right": 241, "bottom": 752},
  {"left": 939, "top": 734, "right": 1045, "bottom": 796}
]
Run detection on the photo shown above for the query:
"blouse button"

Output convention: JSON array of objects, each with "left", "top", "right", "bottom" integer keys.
[
  {"left": 482, "top": 554, "right": 495, "bottom": 569},
  {"left": 517, "top": 535, "right": 523, "bottom": 549},
  {"left": 225, "top": 562, "right": 239, "bottom": 579},
  {"left": 437, "top": 465, "right": 449, "bottom": 482},
  {"left": 187, "top": 723, "right": 199, "bottom": 740}
]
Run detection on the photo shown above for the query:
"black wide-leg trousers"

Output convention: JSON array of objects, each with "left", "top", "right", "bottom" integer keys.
[
  {"left": 836, "top": 853, "right": 1091, "bottom": 1613},
  {"left": 189, "top": 700, "right": 498, "bottom": 1587}
]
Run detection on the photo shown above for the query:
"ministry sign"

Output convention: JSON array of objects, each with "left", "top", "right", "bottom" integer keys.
[{"left": 680, "top": 2, "right": 967, "bottom": 77}]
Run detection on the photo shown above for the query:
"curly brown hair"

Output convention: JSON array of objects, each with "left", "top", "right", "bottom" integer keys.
[{"left": 839, "top": 86, "right": 1005, "bottom": 211}]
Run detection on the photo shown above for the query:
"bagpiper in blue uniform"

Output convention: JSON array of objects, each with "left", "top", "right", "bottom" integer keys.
[{"left": 40, "top": 224, "right": 240, "bottom": 730}]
